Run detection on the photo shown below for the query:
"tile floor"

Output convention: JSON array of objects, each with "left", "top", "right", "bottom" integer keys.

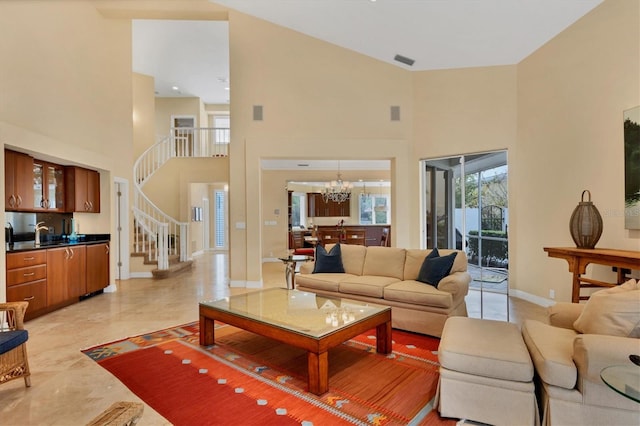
[{"left": 0, "top": 252, "right": 547, "bottom": 425}]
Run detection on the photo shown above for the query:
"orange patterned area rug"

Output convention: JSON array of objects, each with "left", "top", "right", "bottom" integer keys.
[{"left": 82, "top": 322, "right": 457, "bottom": 426}]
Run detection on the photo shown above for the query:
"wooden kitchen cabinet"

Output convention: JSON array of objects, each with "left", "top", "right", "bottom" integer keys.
[
  {"left": 307, "top": 193, "right": 350, "bottom": 217},
  {"left": 46, "top": 245, "right": 86, "bottom": 308},
  {"left": 5, "top": 150, "right": 34, "bottom": 211},
  {"left": 33, "top": 160, "right": 65, "bottom": 211},
  {"left": 65, "top": 166, "right": 100, "bottom": 213},
  {"left": 86, "top": 243, "right": 109, "bottom": 294},
  {"left": 6, "top": 250, "right": 48, "bottom": 320}
]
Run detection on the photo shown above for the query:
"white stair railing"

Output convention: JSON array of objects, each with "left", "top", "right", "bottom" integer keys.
[{"left": 133, "top": 127, "right": 229, "bottom": 269}]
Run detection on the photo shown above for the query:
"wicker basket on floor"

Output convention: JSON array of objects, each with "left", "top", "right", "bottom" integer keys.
[{"left": 87, "top": 401, "right": 144, "bottom": 426}]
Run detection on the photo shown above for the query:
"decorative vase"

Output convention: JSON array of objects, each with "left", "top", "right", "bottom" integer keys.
[
  {"left": 569, "top": 190, "right": 603, "bottom": 249},
  {"left": 69, "top": 218, "right": 78, "bottom": 243}
]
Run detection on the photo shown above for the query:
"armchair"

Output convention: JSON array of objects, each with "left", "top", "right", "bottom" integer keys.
[
  {"left": 0, "top": 301, "right": 31, "bottom": 387},
  {"left": 522, "top": 284, "right": 640, "bottom": 426}
]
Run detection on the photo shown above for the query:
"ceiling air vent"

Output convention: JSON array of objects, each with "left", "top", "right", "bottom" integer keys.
[{"left": 394, "top": 54, "right": 415, "bottom": 66}]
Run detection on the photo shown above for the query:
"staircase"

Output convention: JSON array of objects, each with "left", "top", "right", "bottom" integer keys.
[{"left": 133, "top": 127, "right": 229, "bottom": 278}]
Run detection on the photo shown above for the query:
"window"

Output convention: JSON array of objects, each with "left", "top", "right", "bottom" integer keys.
[
  {"left": 359, "top": 194, "right": 390, "bottom": 225},
  {"left": 291, "top": 192, "right": 306, "bottom": 227},
  {"left": 214, "top": 189, "right": 226, "bottom": 249},
  {"left": 212, "top": 115, "right": 230, "bottom": 144}
]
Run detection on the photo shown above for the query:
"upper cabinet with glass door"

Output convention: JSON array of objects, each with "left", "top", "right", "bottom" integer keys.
[{"left": 33, "top": 160, "right": 65, "bottom": 211}]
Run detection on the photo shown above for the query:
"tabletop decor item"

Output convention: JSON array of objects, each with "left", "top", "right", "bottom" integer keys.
[{"left": 569, "top": 190, "right": 603, "bottom": 249}]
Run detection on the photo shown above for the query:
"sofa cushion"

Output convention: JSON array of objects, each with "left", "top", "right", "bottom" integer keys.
[
  {"left": 383, "top": 280, "right": 452, "bottom": 309},
  {"left": 404, "top": 248, "right": 467, "bottom": 281},
  {"left": 296, "top": 273, "right": 356, "bottom": 293},
  {"left": 0, "top": 330, "right": 28, "bottom": 355},
  {"left": 362, "top": 246, "right": 406, "bottom": 280},
  {"left": 417, "top": 248, "right": 457, "bottom": 287},
  {"left": 573, "top": 285, "right": 640, "bottom": 338},
  {"left": 339, "top": 276, "right": 401, "bottom": 298},
  {"left": 313, "top": 243, "right": 345, "bottom": 273},
  {"left": 326, "top": 243, "right": 366, "bottom": 276},
  {"left": 522, "top": 319, "right": 578, "bottom": 389}
]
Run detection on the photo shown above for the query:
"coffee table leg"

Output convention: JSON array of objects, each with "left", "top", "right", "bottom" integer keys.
[
  {"left": 376, "top": 320, "right": 392, "bottom": 354},
  {"left": 307, "top": 351, "right": 328, "bottom": 395},
  {"left": 200, "top": 315, "right": 215, "bottom": 346}
]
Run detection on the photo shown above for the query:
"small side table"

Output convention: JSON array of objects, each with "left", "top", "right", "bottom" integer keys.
[
  {"left": 278, "top": 254, "right": 312, "bottom": 289},
  {"left": 601, "top": 365, "right": 640, "bottom": 403}
]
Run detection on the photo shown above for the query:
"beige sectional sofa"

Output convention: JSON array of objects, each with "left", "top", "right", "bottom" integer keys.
[{"left": 295, "top": 244, "right": 471, "bottom": 337}]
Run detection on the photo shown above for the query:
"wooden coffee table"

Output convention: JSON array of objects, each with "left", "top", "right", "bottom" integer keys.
[{"left": 199, "top": 288, "right": 392, "bottom": 395}]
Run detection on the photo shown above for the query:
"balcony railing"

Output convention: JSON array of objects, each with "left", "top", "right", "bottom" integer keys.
[{"left": 133, "top": 127, "right": 229, "bottom": 270}]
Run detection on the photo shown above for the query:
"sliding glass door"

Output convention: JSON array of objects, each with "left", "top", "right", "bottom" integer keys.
[{"left": 422, "top": 151, "right": 509, "bottom": 318}]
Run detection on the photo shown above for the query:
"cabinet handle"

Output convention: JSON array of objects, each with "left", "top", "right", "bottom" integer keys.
[
  {"left": 64, "top": 248, "right": 69, "bottom": 260},
  {"left": 23, "top": 272, "right": 35, "bottom": 277},
  {"left": 69, "top": 248, "right": 74, "bottom": 259},
  {"left": 105, "top": 245, "right": 110, "bottom": 254},
  {"left": 23, "top": 296, "right": 35, "bottom": 301},
  {"left": 8, "top": 194, "right": 15, "bottom": 207},
  {"left": 16, "top": 195, "right": 22, "bottom": 206},
  {"left": 89, "top": 201, "right": 93, "bottom": 211},
  {"left": 23, "top": 257, "right": 35, "bottom": 261}
]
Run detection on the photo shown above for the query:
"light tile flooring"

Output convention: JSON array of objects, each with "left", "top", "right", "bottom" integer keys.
[{"left": 1, "top": 252, "right": 547, "bottom": 425}]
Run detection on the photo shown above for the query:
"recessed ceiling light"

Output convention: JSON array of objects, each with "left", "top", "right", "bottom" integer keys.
[
  {"left": 172, "top": 86, "right": 179, "bottom": 91},
  {"left": 225, "top": 87, "right": 230, "bottom": 90}
]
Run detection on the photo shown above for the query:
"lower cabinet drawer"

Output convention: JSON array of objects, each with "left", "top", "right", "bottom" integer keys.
[
  {"left": 6, "top": 279, "right": 47, "bottom": 316},
  {"left": 7, "top": 264, "right": 47, "bottom": 286}
]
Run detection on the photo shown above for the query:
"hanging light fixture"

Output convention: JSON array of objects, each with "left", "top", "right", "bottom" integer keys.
[
  {"left": 322, "top": 161, "right": 353, "bottom": 204},
  {"left": 361, "top": 180, "right": 371, "bottom": 199}
]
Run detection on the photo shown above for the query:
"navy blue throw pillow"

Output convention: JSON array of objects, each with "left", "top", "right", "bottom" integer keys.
[
  {"left": 417, "top": 248, "right": 457, "bottom": 287},
  {"left": 313, "top": 243, "right": 345, "bottom": 273}
]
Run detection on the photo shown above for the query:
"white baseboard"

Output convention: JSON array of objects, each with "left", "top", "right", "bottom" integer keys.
[
  {"left": 129, "top": 272, "right": 153, "bottom": 278},
  {"left": 510, "top": 289, "right": 555, "bottom": 307},
  {"left": 103, "top": 283, "right": 118, "bottom": 293}
]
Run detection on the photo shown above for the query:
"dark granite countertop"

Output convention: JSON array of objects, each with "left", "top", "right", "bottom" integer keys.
[{"left": 6, "top": 234, "right": 111, "bottom": 253}]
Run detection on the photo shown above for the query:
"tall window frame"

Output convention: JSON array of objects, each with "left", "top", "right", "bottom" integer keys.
[{"left": 359, "top": 193, "right": 391, "bottom": 225}]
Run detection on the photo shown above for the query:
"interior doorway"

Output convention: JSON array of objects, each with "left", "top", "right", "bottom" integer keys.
[
  {"left": 421, "top": 150, "right": 509, "bottom": 318},
  {"left": 171, "top": 115, "right": 196, "bottom": 156}
]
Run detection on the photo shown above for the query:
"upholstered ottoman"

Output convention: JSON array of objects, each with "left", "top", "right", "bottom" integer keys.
[{"left": 437, "top": 317, "right": 539, "bottom": 426}]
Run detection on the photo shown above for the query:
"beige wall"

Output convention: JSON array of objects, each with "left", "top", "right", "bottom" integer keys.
[
  {"left": 513, "top": 0, "right": 640, "bottom": 302},
  {"left": 155, "top": 97, "right": 203, "bottom": 136},
  {"left": 228, "top": 9, "right": 414, "bottom": 285},
  {"left": 133, "top": 73, "right": 156, "bottom": 159},
  {"left": 0, "top": 0, "right": 134, "bottom": 301},
  {"left": 189, "top": 182, "right": 208, "bottom": 253}
]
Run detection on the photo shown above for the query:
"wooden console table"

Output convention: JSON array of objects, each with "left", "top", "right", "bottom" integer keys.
[{"left": 543, "top": 247, "right": 640, "bottom": 302}]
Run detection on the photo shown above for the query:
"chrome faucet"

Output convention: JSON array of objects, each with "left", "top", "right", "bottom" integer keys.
[{"left": 34, "top": 221, "right": 48, "bottom": 247}]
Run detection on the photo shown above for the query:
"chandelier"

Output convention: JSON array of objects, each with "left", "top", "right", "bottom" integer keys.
[{"left": 322, "top": 162, "right": 353, "bottom": 203}]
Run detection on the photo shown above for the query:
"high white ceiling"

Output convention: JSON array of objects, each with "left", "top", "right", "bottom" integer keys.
[{"left": 132, "top": 0, "right": 603, "bottom": 105}]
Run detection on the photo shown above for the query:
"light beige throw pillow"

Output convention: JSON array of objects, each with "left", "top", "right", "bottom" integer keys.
[{"left": 573, "top": 280, "right": 640, "bottom": 338}]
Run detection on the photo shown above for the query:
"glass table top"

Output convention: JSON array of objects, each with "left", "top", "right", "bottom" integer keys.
[
  {"left": 200, "top": 288, "right": 390, "bottom": 339},
  {"left": 600, "top": 365, "right": 640, "bottom": 403}
]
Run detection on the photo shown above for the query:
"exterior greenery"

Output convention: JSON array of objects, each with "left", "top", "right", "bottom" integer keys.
[
  {"left": 624, "top": 117, "right": 640, "bottom": 206},
  {"left": 467, "top": 230, "right": 508, "bottom": 267}
]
